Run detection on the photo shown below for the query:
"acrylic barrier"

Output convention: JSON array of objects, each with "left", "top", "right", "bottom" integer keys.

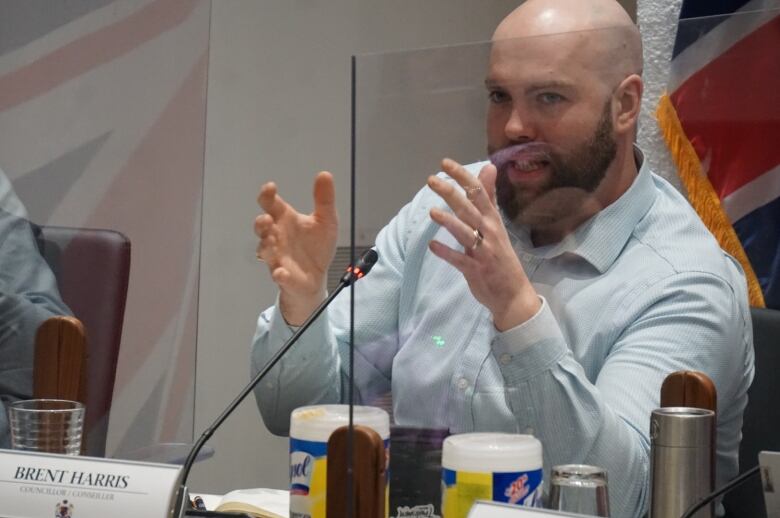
[
  {"left": 339, "top": 15, "right": 775, "bottom": 517},
  {"left": 346, "top": 27, "right": 656, "bottom": 518}
]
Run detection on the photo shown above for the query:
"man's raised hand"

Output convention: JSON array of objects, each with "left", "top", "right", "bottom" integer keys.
[{"left": 254, "top": 171, "right": 338, "bottom": 325}]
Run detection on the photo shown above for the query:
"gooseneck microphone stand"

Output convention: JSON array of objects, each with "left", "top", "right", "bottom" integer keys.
[
  {"left": 679, "top": 465, "right": 761, "bottom": 518},
  {"left": 172, "top": 248, "right": 379, "bottom": 517}
]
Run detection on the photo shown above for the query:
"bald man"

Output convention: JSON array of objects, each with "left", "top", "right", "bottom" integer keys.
[{"left": 251, "top": 1, "right": 753, "bottom": 515}]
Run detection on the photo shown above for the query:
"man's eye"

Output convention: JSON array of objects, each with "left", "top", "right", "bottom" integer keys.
[
  {"left": 488, "top": 90, "right": 510, "bottom": 104},
  {"left": 538, "top": 92, "right": 565, "bottom": 105}
]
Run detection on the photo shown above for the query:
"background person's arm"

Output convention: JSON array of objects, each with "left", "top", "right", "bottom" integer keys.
[{"left": 0, "top": 209, "right": 72, "bottom": 448}]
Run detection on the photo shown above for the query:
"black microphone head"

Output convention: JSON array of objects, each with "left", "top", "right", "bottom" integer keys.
[
  {"left": 341, "top": 248, "right": 379, "bottom": 285},
  {"left": 356, "top": 248, "right": 379, "bottom": 274}
]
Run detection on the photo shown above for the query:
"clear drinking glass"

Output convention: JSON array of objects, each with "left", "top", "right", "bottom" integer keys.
[
  {"left": 9, "top": 399, "right": 85, "bottom": 455},
  {"left": 548, "top": 464, "right": 610, "bottom": 517}
]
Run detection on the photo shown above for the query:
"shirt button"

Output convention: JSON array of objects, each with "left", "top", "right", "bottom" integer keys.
[
  {"left": 499, "top": 353, "right": 512, "bottom": 365},
  {"left": 457, "top": 378, "right": 469, "bottom": 390}
]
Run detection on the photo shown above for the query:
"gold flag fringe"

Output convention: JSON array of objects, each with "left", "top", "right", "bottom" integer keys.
[{"left": 656, "top": 93, "right": 765, "bottom": 307}]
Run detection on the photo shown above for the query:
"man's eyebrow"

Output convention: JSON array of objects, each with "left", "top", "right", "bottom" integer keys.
[
  {"left": 484, "top": 78, "right": 575, "bottom": 92},
  {"left": 484, "top": 77, "right": 512, "bottom": 89},
  {"left": 525, "top": 80, "right": 574, "bottom": 92}
]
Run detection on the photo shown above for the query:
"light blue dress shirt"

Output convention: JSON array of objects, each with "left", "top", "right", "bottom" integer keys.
[{"left": 252, "top": 150, "right": 753, "bottom": 518}]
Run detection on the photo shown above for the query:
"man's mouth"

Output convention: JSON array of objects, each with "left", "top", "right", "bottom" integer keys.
[
  {"left": 490, "top": 143, "right": 552, "bottom": 183},
  {"left": 508, "top": 158, "right": 549, "bottom": 172},
  {"left": 505, "top": 157, "right": 550, "bottom": 183}
]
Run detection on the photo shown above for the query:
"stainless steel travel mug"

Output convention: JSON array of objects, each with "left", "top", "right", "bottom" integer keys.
[{"left": 649, "top": 407, "right": 715, "bottom": 518}]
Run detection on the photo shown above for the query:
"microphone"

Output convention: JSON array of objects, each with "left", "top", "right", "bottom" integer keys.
[
  {"left": 174, "top": 248, "right": 380, "bottom": 516},
  {"left": 341, "top": 248, "right": 378, "bottom": 285}
]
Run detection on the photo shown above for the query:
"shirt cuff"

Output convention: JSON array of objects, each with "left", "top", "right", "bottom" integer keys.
[
  {"left": 255, "top": 293, "right": 332, "bottom": 363},
  {"left": 491, "top": 296, "right": 568, "bottom": 384},
  {"left": 265, "top": 294, "right": 296, "bottom": 336}
]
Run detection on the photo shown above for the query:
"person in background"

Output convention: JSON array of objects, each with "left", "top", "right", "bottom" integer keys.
[
  {"left": 0, "top": 167, "right": 71, "bottom": 448},
  {"left": 250, "top": 1, "right": 753, "bottom": 516}
]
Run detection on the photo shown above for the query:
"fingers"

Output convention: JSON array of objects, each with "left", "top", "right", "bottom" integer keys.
[
  {"left": 270, "top": 265, "right": 292, "bottom": 286},
  {"left": 427, "top": 158, "right": 500, "bottom": 259},
  {"left": 254, "top": 213, "right": 274, "bottom": 238},
  {"left": 258, "top": 172, "right": 337, "bottom": 223},
  {"left": 257, "top": 182, "right": 287, "bottom": 219},
  {"left": 430, "top": 207, "right": 481, "bottom": 252},
  {"left": 312, "top": 171, "right": 337, "bottom": 222},
  {"left": 427, "top": 175, "right": 483, "bottom": 231},
  {"left": 478, "top": 162, "right": 498, "bottom": 206},
  {"left": 441, "top": 158, "right": 492, "bottom": 212},
  {"left": 428, "top": 239, "right": 475, "bottom": 273}
]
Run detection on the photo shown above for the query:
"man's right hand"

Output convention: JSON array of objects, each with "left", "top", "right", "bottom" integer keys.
[{"left": 254, "top": 171, "right": 338, "bottom": 325}]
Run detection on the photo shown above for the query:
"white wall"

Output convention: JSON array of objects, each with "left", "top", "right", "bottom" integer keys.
[{"left": 194, "top": 0, "right": 521, "bottom": 493}]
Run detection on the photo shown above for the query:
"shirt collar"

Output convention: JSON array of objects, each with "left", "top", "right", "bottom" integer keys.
[{"left": 505, "top": 146, "right": 656, "bottom": 273}]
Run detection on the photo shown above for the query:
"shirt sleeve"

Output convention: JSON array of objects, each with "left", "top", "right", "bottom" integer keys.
[
  {"left": 0, "top": 209, "right": 72, "bottom": 448},
  {"left": 491, "top": 271, "right": 752, "bottom": 518}
]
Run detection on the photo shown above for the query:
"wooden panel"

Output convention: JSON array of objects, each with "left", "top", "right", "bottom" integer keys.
[
  {"left": 34, "top": 316, "right": 87, "bottom": 404},
  {"left": 327, "top": 425, "right": 386, "bottom": 518},
  {"left": 660, "top": 370, "right": 717, "bottom": 412}
]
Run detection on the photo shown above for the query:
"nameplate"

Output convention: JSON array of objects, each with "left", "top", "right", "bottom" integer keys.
[
  {"left": 0, "top": 449, "right": 182, "bottom": 518},
  {"left": 468, "top": 501, "right": 590, "bottom": 517}
]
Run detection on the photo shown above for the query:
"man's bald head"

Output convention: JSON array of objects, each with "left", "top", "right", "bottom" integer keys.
[
  {"left": 485, "top": 0, "right": 646, "bottom": 232},
  {"left": 493, "top": 0, "right": 643, "bottom": 80}
]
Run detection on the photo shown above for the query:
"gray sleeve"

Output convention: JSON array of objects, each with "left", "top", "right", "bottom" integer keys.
[{"left": 0, "top": 209, "right": 72, "bottom": 448}]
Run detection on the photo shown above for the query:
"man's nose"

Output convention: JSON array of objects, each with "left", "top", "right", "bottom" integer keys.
[{"left": 504, "top": 108, "right": 535, "bottom": 142}]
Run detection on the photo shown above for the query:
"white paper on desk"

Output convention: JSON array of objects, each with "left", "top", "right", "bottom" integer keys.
[
  {"left": 214, "top": 487, "right": 289, "bottom": 518},
  {"left": 468, "top": 501, "right": 592, "bottom": 517},
  {"left": 0, "top": 449, "right": 181, "bottom": 518}
]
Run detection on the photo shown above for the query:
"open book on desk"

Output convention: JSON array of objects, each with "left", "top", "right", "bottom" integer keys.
[{"left": 197, "top": 488, "right": 289, "bottom": 518}]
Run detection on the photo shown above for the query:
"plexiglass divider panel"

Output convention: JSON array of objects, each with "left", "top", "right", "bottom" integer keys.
[{"left": 347, "top": 13, "right": 777, "bottom": 516}]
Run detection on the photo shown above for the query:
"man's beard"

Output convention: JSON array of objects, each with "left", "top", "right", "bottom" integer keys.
[{"left": 492, "top": 102, "right": 617, "bottom": 226}]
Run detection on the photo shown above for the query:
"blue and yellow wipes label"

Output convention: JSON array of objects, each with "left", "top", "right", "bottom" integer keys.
[
  {"left": 441, "top": 468, "right": 543, "bottom": 518},
  {"left": 290, "top": 437, "right": 390, "bottom": 518},
  {"left": 290, "top": 438, "right": 328, "bottom": 518}
]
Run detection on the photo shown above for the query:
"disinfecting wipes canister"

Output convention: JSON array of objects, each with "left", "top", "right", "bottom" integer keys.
[
  {"left": 441, "top": 433, "right": 543, "bottom": 518},
  {"left": 289, "top": 404, "right": 390, "bottom": 518}
]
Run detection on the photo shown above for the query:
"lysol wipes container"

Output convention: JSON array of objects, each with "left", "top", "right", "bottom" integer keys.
[
  {"left": 441, "top": 433, "right": 543, "bottom": 518},
  {"left": 289, "top": 404, "right": 390, "bottom": 518}
]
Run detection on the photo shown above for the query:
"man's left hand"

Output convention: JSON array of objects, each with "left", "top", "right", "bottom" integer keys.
[{"left": 427, "top": 158, "right": 541, "bottom": 331}]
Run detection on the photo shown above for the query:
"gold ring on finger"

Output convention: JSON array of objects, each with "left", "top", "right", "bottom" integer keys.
[
  {"left": 465, "top": 185, "right": 482, "bottom": 201},
  {"left": 470, "top": 228, "right": 484, "bottom": 250}
]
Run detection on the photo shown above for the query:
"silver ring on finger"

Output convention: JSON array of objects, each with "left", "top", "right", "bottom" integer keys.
[{"left": 470, "top": 228, "right": 484, "bottom": 250}]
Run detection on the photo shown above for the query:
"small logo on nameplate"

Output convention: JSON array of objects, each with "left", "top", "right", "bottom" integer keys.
[{"left": 55, "top": 499, "right": 74, "bottom": 518}]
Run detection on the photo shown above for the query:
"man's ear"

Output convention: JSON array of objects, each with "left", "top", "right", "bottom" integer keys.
[{"left": 613, "top": 74, "right": 643, "bottom": 135}]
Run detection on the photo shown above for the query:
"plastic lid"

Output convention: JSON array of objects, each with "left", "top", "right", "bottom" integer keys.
[
  {"left": 290, "top": 405, "right": 390, "bottom": 442},
  {"left": 442, "top": 433, "right": 542, "bottom": 473}
]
